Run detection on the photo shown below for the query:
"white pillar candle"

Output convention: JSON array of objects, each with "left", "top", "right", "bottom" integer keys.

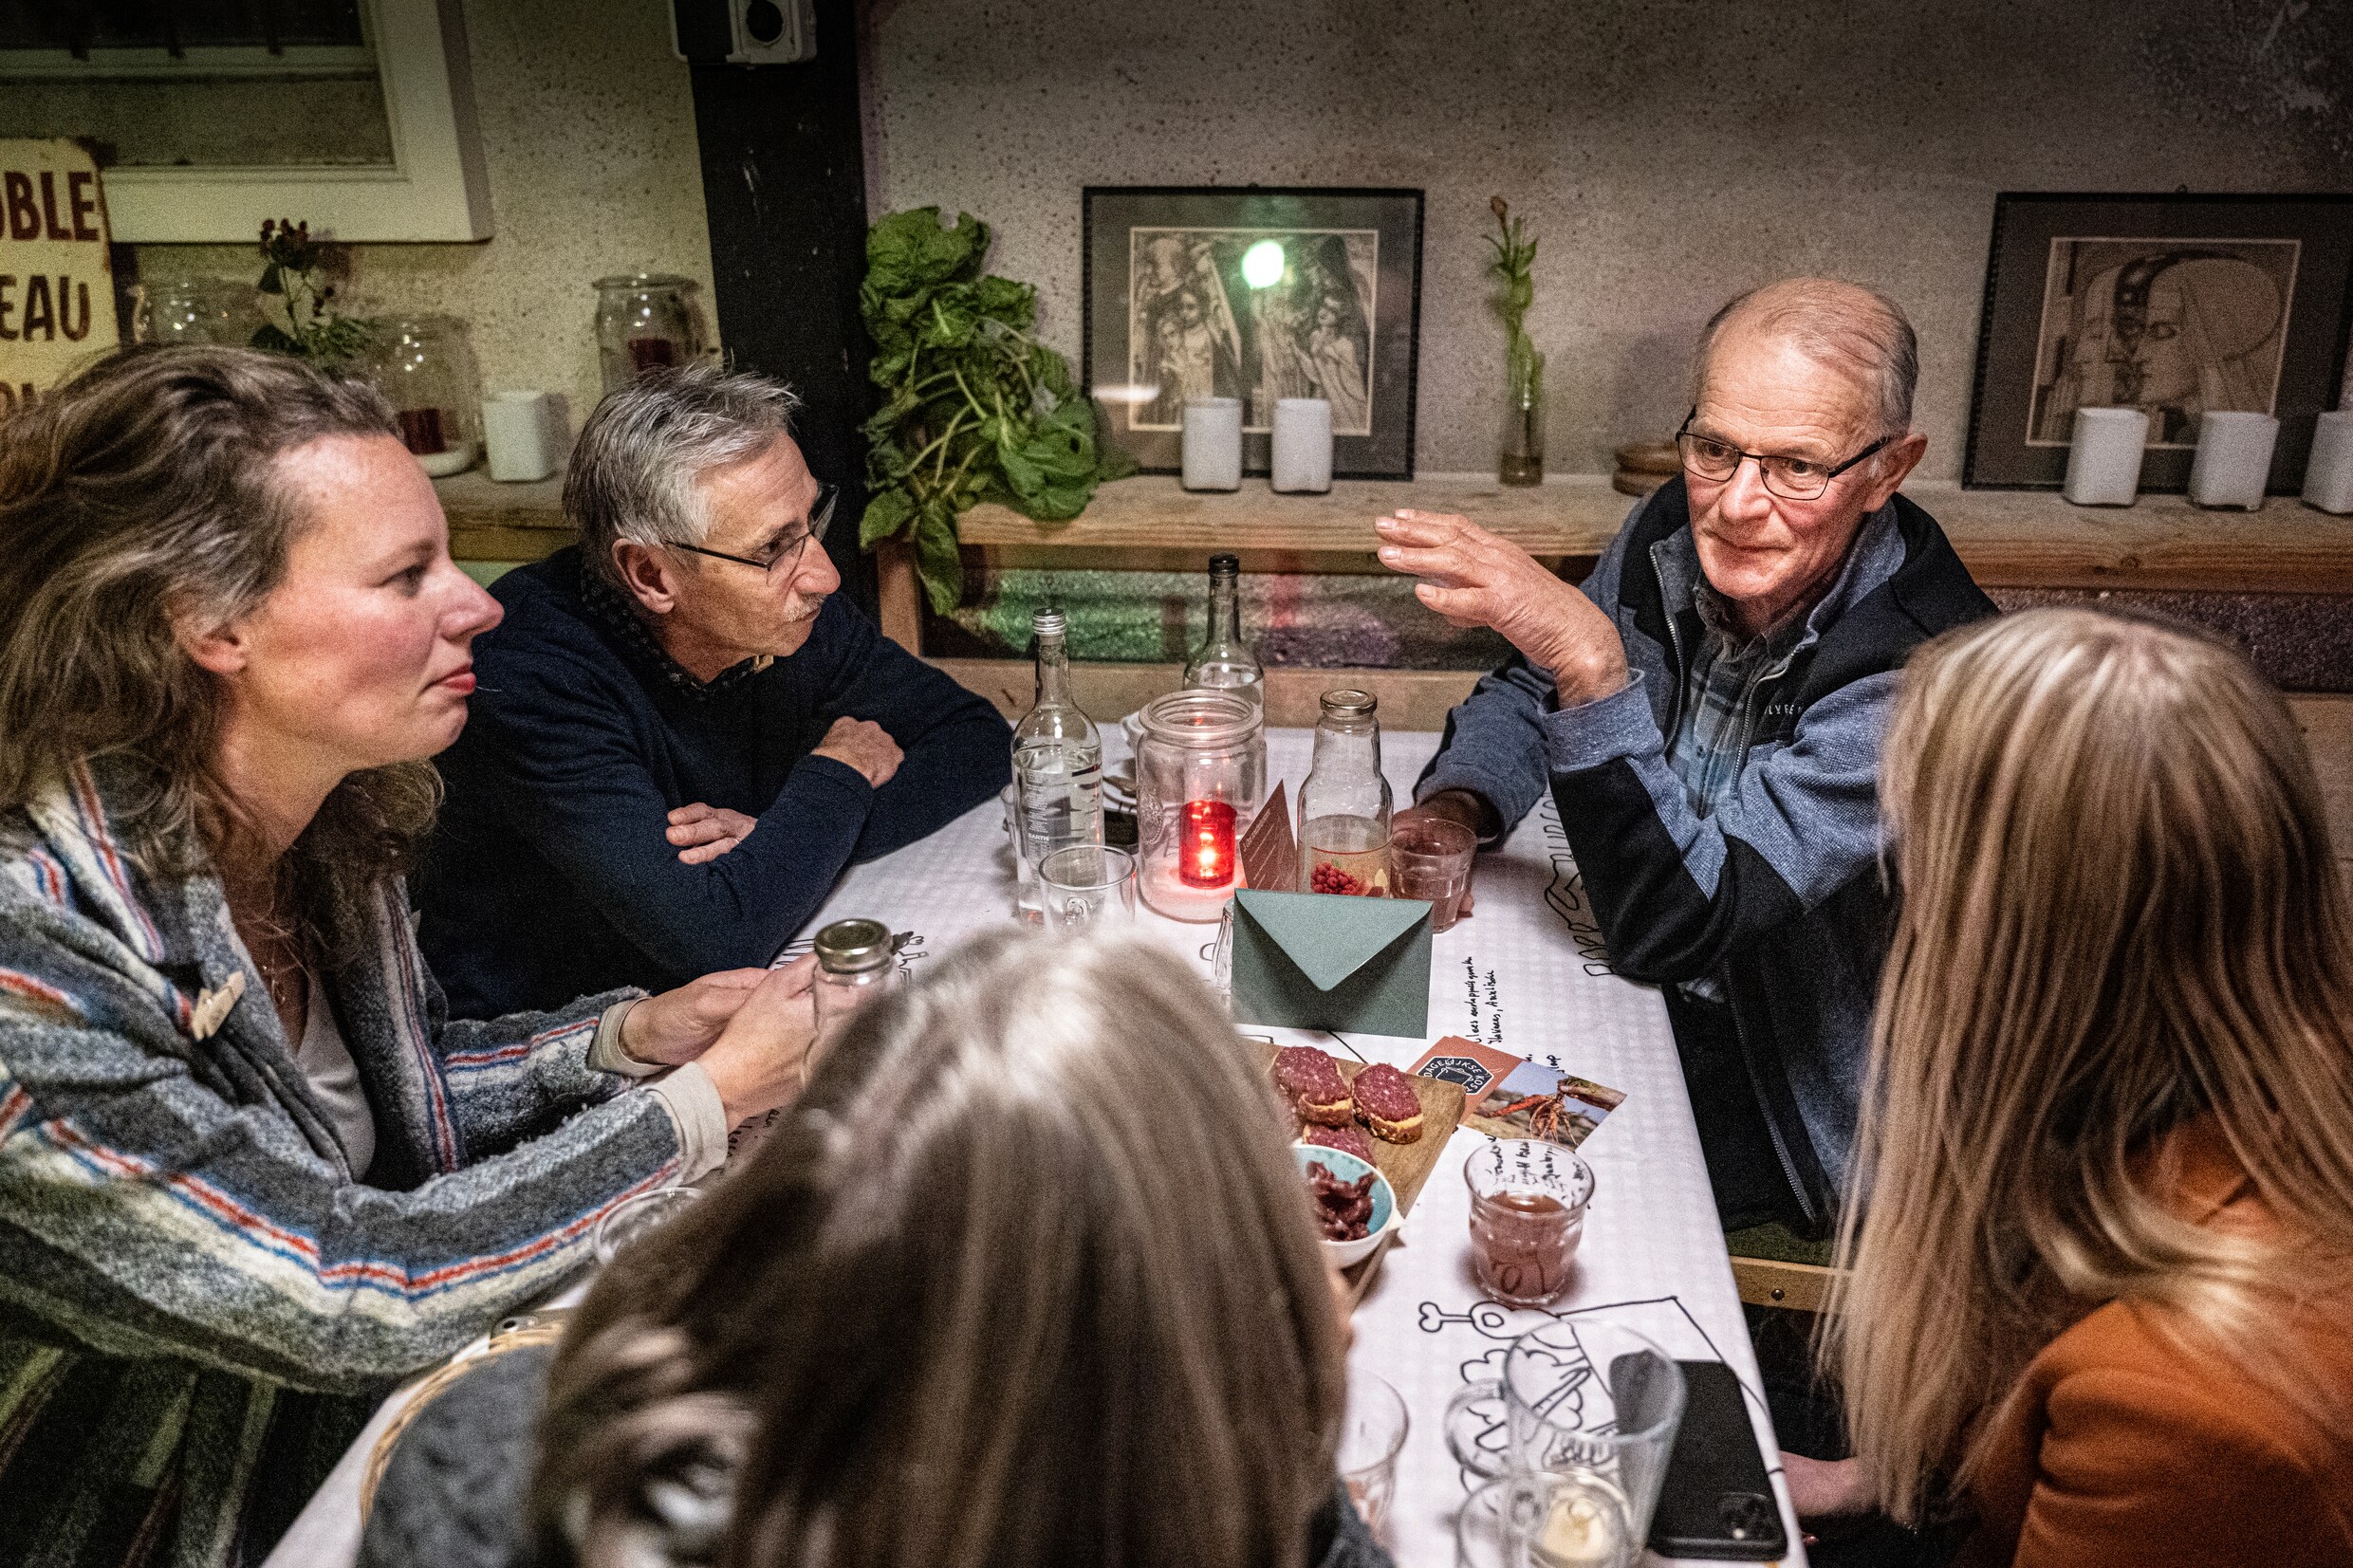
[
  {"left": 483, "top": 389, "right": 561, "bottom": 482},
  {"left": 1181, "top": 397, "right": 1243, "bottom": 491},
  {"left": 2062, "top": 406, "right": 2149, "bottom": 507},
  {"left": 2189, "top": 411, "right": 2279, "bottom": 509},
  {"left": 1270, "top": 397, "right": 1333, "bottom": 493},
  {"left": 2305, "top": 410, "right": 2353, "bottom": 515}
]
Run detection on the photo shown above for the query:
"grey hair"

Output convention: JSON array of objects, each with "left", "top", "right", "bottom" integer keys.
[
  {"left": 564, "top": 360, "right": 801, "bottom": 589},
  {"left": 1692, "top": 277, "right": 1918, "bottom": 440}
]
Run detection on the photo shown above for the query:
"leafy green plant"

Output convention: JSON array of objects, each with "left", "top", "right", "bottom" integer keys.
[
  {"left": 250, "top": 219, "right": 372, "bottom": 364},
  {"left": 1487, "top": 195, "right": 1541, "bottom": 397},
  {"left": 859, "top": 207, "right": 1133, "bottom": 614}
]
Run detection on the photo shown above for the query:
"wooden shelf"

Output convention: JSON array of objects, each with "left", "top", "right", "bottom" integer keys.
[
  {"left": 436, "top": 469, "right": 572, "bottom": 563},
  {"left": 438, "top": 468, "right": 2353, "bottom": 656},
  {"left": 958, "top": 474, "right": 2353, "bottom": 596}
]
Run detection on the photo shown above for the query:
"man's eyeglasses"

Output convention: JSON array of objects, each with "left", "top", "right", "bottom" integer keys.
[
  {"left": 671, "top": 482, "right": 839, "bottom": 576},
  {"left": 1674, "top": 410, "right": 1894, "bottom": 502}
]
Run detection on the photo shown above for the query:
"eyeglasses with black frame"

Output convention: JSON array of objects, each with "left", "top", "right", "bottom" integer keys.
[
  {"left": 670, "top": 482, "right": 840, "bottom": 576},
  {"left": 1673, "top": 409, "right": 1895, "bottom": 502}
]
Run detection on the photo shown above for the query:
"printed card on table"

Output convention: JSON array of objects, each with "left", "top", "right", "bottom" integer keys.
[{"left": 1409, "top": 1035, "right": 1625, "bottom": 1152}]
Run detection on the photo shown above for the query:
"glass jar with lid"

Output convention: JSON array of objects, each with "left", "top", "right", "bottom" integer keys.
[
  {"left": 364, "top": 314, "right": 483, "bottom": 477},
  {"left": 1135, "top": 688, "right": 1266, "bottom": 922},
  {"left": 140, "top": 277, "right": 264, "bottom": 347},
  {"left": 594, "top": 273, "right": 704, "bottom": 392},
  {"left": 1298, "top": 689, "right": 1393, "bottom": 896},
  {"left": 812, "top": 918, "right": 899, "bottom": 1035}
]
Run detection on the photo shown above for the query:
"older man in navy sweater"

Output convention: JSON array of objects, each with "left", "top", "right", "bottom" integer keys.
[{"left": 419, "top": 365, "right": 1010, "bottom": 1019}]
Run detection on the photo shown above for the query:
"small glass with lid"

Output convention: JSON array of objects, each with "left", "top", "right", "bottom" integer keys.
[
  {"left": 1135, "top": 688, "right": 1266, "bottom": 922},
  {"left": 812, "top": 918, "right": 899, "bottom": 1035},
  {"left": 593, "top": 272, "right": 705, "bottom": 392}
]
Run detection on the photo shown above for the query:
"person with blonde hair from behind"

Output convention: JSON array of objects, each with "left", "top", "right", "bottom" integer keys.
[
  {"left": 359, "top": 929, "right": 1390, "bottom": 1568},
  {"left": 1794, "top": 608, "right": 2353, "bottom": 1564}
]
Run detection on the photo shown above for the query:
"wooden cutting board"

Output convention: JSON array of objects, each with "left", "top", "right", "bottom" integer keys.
[{"left": 1256, "top": 1042, "right": 1468, "bottom": 1301}]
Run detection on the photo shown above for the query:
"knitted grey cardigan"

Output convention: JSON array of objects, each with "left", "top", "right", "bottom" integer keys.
[{"left": 0, "top": 764, "right": 686, "bottom": 1568}]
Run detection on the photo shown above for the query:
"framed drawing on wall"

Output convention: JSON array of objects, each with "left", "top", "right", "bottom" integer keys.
[
  {"left": 1964, "top": 192, "right": 2353, "bottom": 492},
  {"left": 1084, "top": 186, "right": 1423, "bottom": 479}
]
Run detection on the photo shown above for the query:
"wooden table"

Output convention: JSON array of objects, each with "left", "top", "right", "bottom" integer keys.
[{"left": 266, "top": 728, "right": 1805, "bottom": 1568}]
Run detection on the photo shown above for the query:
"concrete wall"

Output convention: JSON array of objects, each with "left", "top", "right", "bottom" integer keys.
[
  {"left": 863, "top": 0, "right": 2353, "bottom": 481},
  {"left": 130, "top": 0, "right": 716, "bottom": 436}
]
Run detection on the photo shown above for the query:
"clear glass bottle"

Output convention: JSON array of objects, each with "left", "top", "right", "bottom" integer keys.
[
  {"left": 593, "top": 273, "right": 704, "bottom": 393},
  {"left": 364, "top": 314, "right": 483, "bottom": 478},
  {"left": 1013, "top": 607, "right": 1103, "bottom": 925},
  {"left": 1298, "top": 689, "right": 1393, "bottom": 896},
  {"left": 813, "top": 918, "right": 898, "bottom": 1033},
  {"left": 1183, "top": 553, "right": 1263, "bottom": 709}
]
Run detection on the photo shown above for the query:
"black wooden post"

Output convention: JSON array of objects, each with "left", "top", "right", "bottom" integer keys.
[{"left": 684, "top": 0, "right": 876, "bottom": 613}]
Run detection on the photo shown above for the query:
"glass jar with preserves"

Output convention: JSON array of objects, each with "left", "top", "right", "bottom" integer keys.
[
  {"left": 593, "top": 272, "right": 704, "bottom": 392},
  {"left": 1135, "top": 689, "right": 1266, "bottom": 922},
  {"left": 1298, "top": 689, "right": 1393, "bottom": 896},
  {"left": 365, "top": 314, "right": 482, "bottom": 478}
]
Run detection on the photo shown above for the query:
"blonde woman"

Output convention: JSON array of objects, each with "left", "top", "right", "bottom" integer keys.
[
  {"left": 1806, "top": 609, "right": 2353, "bottom": 1564},
  {"left": 361, "top": 930, "right": 1387, "bottom": 1568}
]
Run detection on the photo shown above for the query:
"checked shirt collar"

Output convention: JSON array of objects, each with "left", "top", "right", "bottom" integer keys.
[{"left": 580, "top": 568, "right": 773, "bottom": 700}]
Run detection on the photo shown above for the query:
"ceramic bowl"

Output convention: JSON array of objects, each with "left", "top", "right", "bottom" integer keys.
[{"left": 1293, "top": 1143, "right": 1399, "bottom": 1268}]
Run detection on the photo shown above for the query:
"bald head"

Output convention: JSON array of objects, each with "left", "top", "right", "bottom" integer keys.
[{"left": 1693, "top": 278, "right": 1918, "bottom": 436}]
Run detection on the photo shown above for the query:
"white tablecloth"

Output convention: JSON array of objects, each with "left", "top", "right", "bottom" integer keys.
[{"left": 268, "top": 727, "right": 1803, "bottom": 1568}]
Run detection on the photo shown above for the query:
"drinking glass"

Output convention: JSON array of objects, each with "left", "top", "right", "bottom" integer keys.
[
  {"left": 1338, "top": 1368, "right": 1410, "bottom": 1546},
  {"left": 1443, "top": 1317, "right": 1685, "bottom": 1556},
  {"left": 1454, "top": 1471, "right": 1643, "bottom": 1568},
  {"left": 593, "top": 1186, "right": 700, "bottom": 1264},
  {"left": 1038, "top": 845, "right": 1137, "bottom": 932},
  {"left": 1464, "top": 1140, "right": 1595, "bottom": 1306},
  {"left": 1394, "top": 816, "right": 1477, "bottom": 932}
]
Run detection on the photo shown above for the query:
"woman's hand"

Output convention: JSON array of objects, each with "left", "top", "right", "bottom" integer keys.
[
  {"left": 1782, "top": 1452, "right": 1873, "bottom": 1522},
  {"left": 694, "top": 957, "right": 821, "bottom": 1127},
  {"left": 1375, "top": 509, "right": 1629, "bottom": 706},
  {"left": 621, "top": 966, "right": 771, "bottom": 1066}
]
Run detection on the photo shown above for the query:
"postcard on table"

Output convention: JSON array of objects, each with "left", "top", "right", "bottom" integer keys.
[{"left": 1409, "top": 1035, "right": 1625, "bottom": 1152}]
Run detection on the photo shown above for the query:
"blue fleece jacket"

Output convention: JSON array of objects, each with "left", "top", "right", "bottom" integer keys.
[
  {"left": 1417, "top": 478, "right": 1995, "bottom": 1229},
  {"left": 417, "top": 549, "right": 1011, "bottom": 1018}
]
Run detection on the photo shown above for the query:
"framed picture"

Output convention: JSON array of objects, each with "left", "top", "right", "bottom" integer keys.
[
  {"left": 1084, "top": 186, "right": 1423, "bottom": 479},
  {"left": 1964, "top": 193, "right": 2353, "bottom": 491}
]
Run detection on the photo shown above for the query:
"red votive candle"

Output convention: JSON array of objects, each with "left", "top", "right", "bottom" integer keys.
[{"left": 1179, "top": 799, "right": 1238, "bottom": 888}]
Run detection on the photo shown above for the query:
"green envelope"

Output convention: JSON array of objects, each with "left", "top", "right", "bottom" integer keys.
[{"left": 1227, "top": 889, "right": 1433, "bottom": 1037}]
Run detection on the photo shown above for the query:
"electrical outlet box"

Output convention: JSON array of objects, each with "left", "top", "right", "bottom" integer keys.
[{"left": 671, "top": 0, "right": 816, "bottom": 65}]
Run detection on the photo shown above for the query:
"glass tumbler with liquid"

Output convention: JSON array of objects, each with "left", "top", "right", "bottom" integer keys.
[
  {"left": 1464, "top": 1139, "right": 1595, "bottom": 1307},
  {"left": 1182, "top": 552, "right": 1263, "bottom": 710},
  {"left": 1299, "top": 689, "right": 1393, "bottom": 896},
  {"left": 1012, "top": 607, "right": 1103, "bottom": 924}
]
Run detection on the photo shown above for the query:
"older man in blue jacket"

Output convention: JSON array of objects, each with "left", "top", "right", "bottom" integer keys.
[
  {"left": 419, "top": 365, "right": 1010, "bottom": 1019},
  {"left": 1380, "top": 279, "right": 1995, "bottom": 1236}
]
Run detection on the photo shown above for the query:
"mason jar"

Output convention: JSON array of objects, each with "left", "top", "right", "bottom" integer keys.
[
  {"left": 364, "top": 313, "right": 482, "bottom": 477},
  {"left": 140, "top": 276, "right": 263, "bottom": 347},
  {"left": 812, "top": 918, "right": 899, "bottom": 1034},
  {"left": 1135, "top": 689, "right": 1266, "bottom": 922},
  {"left": 593, "top": 272, "right": 704, "bottom": 392}
]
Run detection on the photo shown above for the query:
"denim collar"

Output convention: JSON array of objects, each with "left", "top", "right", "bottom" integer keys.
[{"left": 1649, "top": 501, "right": 1905, "bottom": 667}]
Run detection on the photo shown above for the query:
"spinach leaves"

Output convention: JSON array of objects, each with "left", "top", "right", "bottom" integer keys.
[{"left": 858, "top": 208, "right": 1133, "bottom": 614}]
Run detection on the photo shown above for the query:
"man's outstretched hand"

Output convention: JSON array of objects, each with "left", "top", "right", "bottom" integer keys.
[{"left": 1376, "top": 509, "right": 1629, "bottom": 707}]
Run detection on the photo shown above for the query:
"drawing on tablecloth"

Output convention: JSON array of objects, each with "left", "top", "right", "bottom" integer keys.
[
  {"left": 1417, "top": 1296, "right": 1755, "bottom": 1490},
  {"left": 1535, "top": 795, "right": 1612, "bottom": 975}
]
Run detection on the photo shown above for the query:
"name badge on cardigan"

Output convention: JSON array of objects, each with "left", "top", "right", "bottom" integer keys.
[{"left": 190, "top": 970, "right": 247, "bottom": 1041}]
